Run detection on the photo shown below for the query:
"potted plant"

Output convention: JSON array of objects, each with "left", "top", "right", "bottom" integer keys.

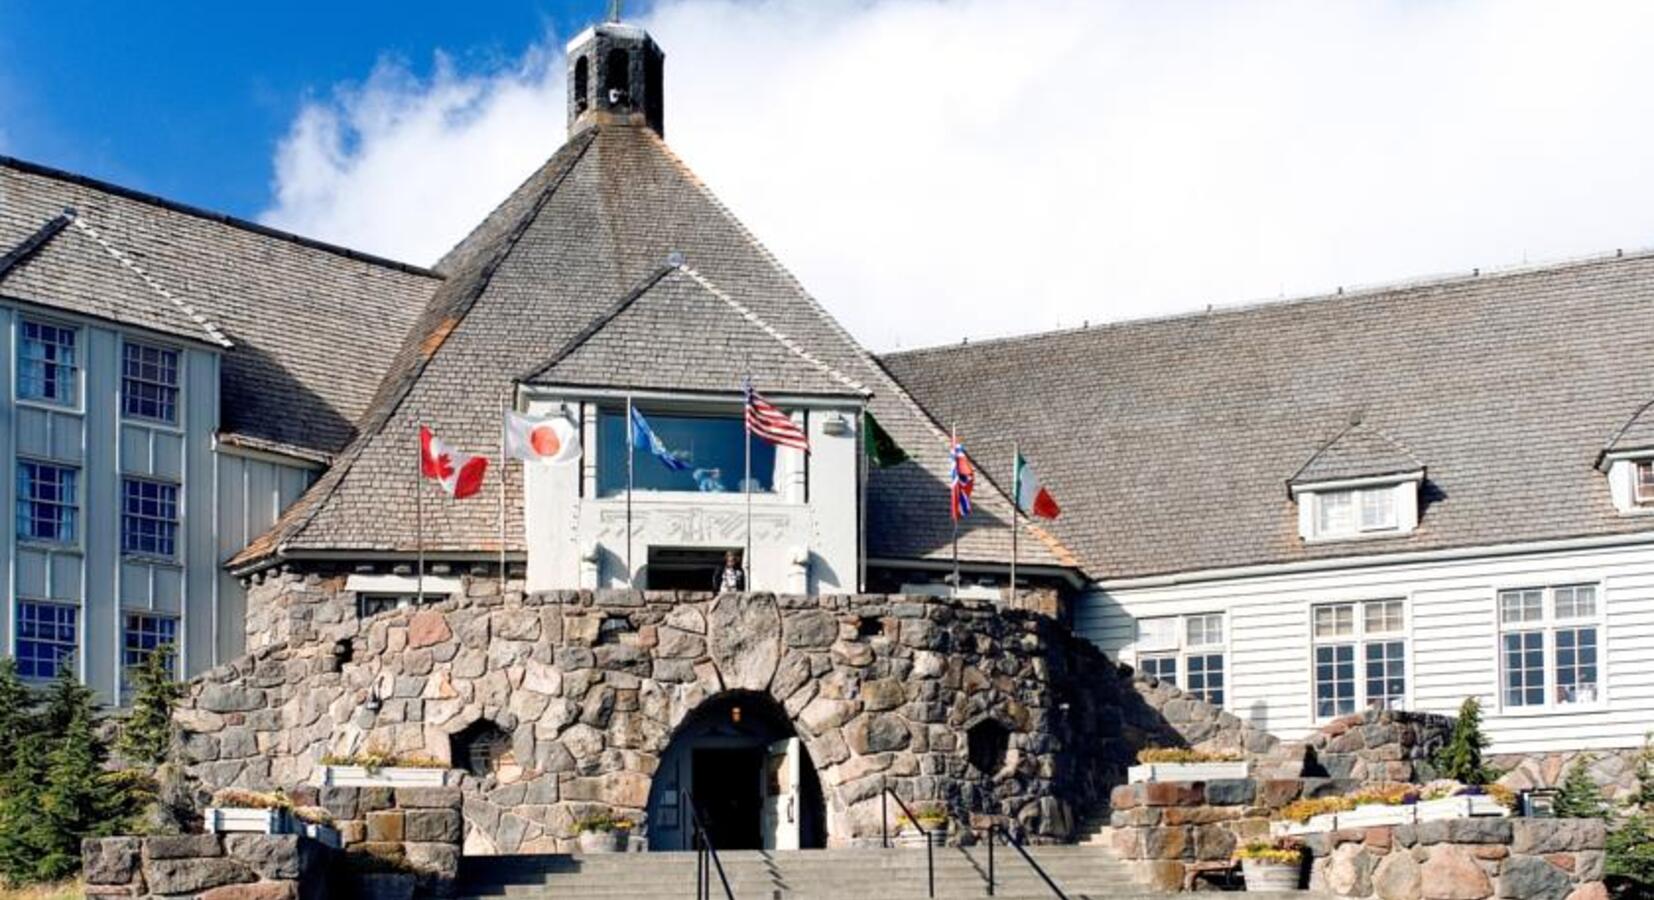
[
  {"left": 293, "top": 806, "right": 342, "bottom": 848},
  {"left": 1128, "top": 747, "right": 1248, "bottom": 783},
  {"left": 894, "top": 803, "right": 950, "bottom": 847},
  {"left": 576, "top": 812, "right": 634, "bottom": 853},
  {"left": 204, "top": 788, "right": 295, "bottom": 835},
  {"left": 1236, "top": 839, "right": 1303, "bottom": 891},
  {"left": 314, "top": 748, "right": 450, "bottom": 788}
]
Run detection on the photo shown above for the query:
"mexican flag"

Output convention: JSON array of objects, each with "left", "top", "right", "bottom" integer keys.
[
  {"left": 1013, "top": 452, "right": 1060, "bottom": 520},
  {"left": 862, "top": 411, "right": 909, "bottom": 467}
]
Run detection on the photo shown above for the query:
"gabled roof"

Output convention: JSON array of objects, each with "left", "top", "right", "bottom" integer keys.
[
  {"left": 233, "top": 120, "right": 1074, "bottom": 573},
  {"left": 885, "top": 250, "right": 1654, "bottom": 580},
  {"left": 1289, "top": 423, "right": 1422, "bottom": 487},
  {"left": 522, "top": 264, "right": 866, "bottom": 397},
  {"left": 0, "top": 156, "right": 441, "bottom": 457},
  {"left": 1599, "top": 398, "right": 1654, "bottom": 467},
  {"left": 1, "top": 210, "right": 232, "bottom": 347}
]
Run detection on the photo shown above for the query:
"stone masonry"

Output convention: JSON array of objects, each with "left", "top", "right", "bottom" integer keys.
[{"left": 178, "top": 569, "right": 1274, "bottom": 853}]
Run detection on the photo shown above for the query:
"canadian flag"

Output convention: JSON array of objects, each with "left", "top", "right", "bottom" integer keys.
[{"left": 420, "top": 426, "right": 489, "bottom": 499}]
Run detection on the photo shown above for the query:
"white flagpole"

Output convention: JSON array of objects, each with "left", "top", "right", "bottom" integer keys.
[
  {"left": 499, "top": 386, "right": 510, "bottom": 596},
  {"left": 1010, "top": 441, "right": 1019, "bottom": 607},
  {"left": 415, "top": 422, "right": 425, "bottom": 606},
  {"left": 950, "top": 424, "right": 959, "bottom": 599},
  {"left": 744, "top": 386, "right": 753, "bottom": 589},
  {"left": 857, "top": 407, "right": 867, "bottom": 594},
  {"left": 626, "top": 395, "right": 635, "bottom": 589}
]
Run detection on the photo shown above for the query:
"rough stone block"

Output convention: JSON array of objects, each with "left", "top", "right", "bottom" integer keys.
[
  {"left": 1374, "top": 848, "right": 1423, "bottom": 900},
  {"left": 1421, "top": 845, "right": 1493, "bottom": 900},
  {"left": 1143, "top": 781, "right": 1203, "bottom": 807},
  {"left": 199, "top": 881, "right": 300, "bottom": 900},
  {"left": 143, "top": 833, "right": 225, "bottom": 860},
  {"left": 396, "top": 786, "right": 463, "bottom": 809},
  {"left": 1205, "top": 778, "right": 1256, "bottom": 806},
  {"left": 1142, "top": 826, "right": 1191, "bottom": 860},
  {"left": 405, "top": 808, "right": 464, "bottom": 843},
  {"left": 143, "top": 857, "right": 253, "bottom": 895},
  {"left": 367, "top": 810, "right": 407, "bottom": 843},
  {"left": 1511, "top": 820, "right": 1606, "bottom": 855},
  {"left": 83, "top": 836, "right": 141, "bottom": 885},
  {"left": 223, "top": 834, "right": 302, "bottom": 880},
  {"left": 1497, "top": 855, "right": 1573, "bottom": 900},
  {"left": 319, "top": 786, "right": 360, "bottom": 820},
  {"left": 1110, "top": 784, "right": 1143, "bottom": 810}
]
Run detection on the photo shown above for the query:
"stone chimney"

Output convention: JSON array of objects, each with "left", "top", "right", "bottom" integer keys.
[{"left": 566, "top": 21, "right": 665, "bottom": 137}]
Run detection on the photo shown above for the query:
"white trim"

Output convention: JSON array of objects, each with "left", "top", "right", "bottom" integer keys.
[
  {"left": 1288, "top": 469, "right": 1425, "bottom": 496},
  {"left": 519, "top": 384, "right": 864, "bottom": 408},
  {"left": 1492, "top": 581, "right": 1606, "bottom": 715},
  {"left": 344, "top": 573, "right": 463, "bottom": 596},
  {"left": 211, "top": 437, "right": 327, "bottom": 471}
]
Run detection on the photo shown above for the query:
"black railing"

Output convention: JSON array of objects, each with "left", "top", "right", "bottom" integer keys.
[
  {"left": 984, "top": 822, "right": 1069, "bottom": 900},
  {"left": 879, "top": 784, "right": 936, "bottom": 898},
  {"left": 683, "top": 789, "right": 734, "bottom": 900}
]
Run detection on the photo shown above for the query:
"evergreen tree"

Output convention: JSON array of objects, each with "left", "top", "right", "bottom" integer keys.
[
  {"left": 1434, "top": 696, "right": 1493, "bottom": 785},
  {"left": 116, "top": 644, "right": 183, "bottom": 768},
  {"left": 1552, "top": 755, "right": 1606, "bottom": 819},
  {"left": 30, "top": 702, "right": 122, "bottom": 881},
  {"left": 0, "top": 731, "right": 48, "bottom": 884},
  {"left": 1634, "top": 732, "right": 1654, "bottom": 811},
  {"left": 0, "top": 659, "right": 33, "bottom": 773}
]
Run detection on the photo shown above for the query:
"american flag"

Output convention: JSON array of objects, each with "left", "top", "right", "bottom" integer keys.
[
  {"left": 744, "top": 381, "right": 810, "bottom": 452},
  {"left": 950, "top": 440, "right": 974, "bottom": 520}
]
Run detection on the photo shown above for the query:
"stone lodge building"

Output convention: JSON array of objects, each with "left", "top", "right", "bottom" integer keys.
[{"left": 4, "top": 12, "right": 1654, "bottom": 858}]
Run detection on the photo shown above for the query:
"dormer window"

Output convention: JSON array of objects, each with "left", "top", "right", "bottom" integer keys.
[
  {"left": 1289, "top": 423, "right": 1424, "bottom": 543},
  {"left": 1315, "top": 486, "right": 1397, "bottom": 537},
  {"left": 1635, "top": 460, "right": 1654, "bottom": 505}
]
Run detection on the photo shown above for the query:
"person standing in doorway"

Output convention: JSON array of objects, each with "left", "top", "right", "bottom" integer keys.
[{"left": 715, "top": 551, "right": 746, "bottom": 593}]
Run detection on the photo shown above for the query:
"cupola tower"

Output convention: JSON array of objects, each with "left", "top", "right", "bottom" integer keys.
[{"left": 566, "top": 16, "right": 665, "bottom": 137}]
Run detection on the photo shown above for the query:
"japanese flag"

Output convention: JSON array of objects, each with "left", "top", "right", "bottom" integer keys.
[
  {"left": 420, "top": 426, "right": 489, "bottom": 499},
  {"left": 504, "top": 411, "right": 581, "bottom": 465}
]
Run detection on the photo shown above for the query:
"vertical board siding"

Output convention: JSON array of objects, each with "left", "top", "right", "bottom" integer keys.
[
  {"left": 1082, "top": 539, "right": 1654, "bottom": 754},
  {"left": 210, "top": 449, "right": 316, "bottom": 665}
]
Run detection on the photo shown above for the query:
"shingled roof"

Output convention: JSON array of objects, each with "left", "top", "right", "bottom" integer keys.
[
  {"left": 1289, "top": 423, "right": 1422, "bottom": 487},
  {"left": 884, "top": 251, "right": 1654, "bottom": 581},
  {"left": 233, "top": 120, "right": 1073, "bottom": 571},
  {"left": 0, "top": 157, "right": 441, "bottom": 457}
]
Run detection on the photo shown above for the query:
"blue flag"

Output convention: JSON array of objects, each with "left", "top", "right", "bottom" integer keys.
[{"left": 630, "top": 407, "right": 690, "bottom": 471}]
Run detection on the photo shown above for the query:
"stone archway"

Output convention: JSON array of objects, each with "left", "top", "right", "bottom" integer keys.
[{"left": 646, "top": 691, "right": 826, "bottom": 851}]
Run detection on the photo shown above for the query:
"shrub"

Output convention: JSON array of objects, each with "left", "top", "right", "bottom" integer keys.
[
  {"left": 575, "top": 812, "right": 634, "bottom": 833},
  {"left": 210, "top": 788, "right": 292, "bottom": 811},
  {"left": 1553, "top": 756, "right": 1607, "bottom": 820},
  {"left": 1433, "top": 697, "right": 1493, "bottom": 785},
  {"left": 115, "top": 645, "right": 184, "bottom": 769},
  {"left": 319, "top": 749, "right": 449, "bottom": 772},
  {"left": 1135, "top": 747, "right": 1244, "bottom": 765}
]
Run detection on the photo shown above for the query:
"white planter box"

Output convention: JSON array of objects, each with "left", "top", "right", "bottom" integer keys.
[
  {"left": 302, "top": 822, "right": 343, "bottom": 848},
  {"left": 1127, "top": 761, "right": 1249, "bottom": 783},
  {"left": 312, "top": 765, "right": 448, "bottom": 788},
  {"left": 1273, "top": 814, "right": 1337, "bottom": 836},
  {"left": 1336, "top": 804, "right": 1416, "bottom": 828},
  {"left": 205, "top": 807, "right": 292, "bottom": 834},
  {"left": 1415, "top": 796, "right": 1507, "bottom": 821}
]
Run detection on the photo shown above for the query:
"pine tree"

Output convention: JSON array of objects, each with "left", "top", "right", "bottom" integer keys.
[
  {"left": 1552, "top": 755, "right": 1606, "bottom": 819},
  {"left": 0, "top": 731, "right": 48, "bottom": 884},
  {"left": 1634, "top": 732, "right": 1654, "bottom": 812},
  {"left": 31, "top": 702, "right": 122, "bottom": 881},
  {"left": 0, "top": 659, "right": 33, "bottom": 773},
  {"left": 1434, "top": 696, "right": 1493, "bottom": 785},
  {"left": 116, "top": 644, "right": 183, "bottom": 768}
]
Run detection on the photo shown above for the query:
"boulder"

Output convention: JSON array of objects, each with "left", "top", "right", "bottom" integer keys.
[{"left": 1422, "top": 845, "right": 1493, "bottom": 900}]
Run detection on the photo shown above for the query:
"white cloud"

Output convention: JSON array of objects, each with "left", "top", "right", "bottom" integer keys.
[{"left": 261, "top": 0, "right": 1654, "bottom": 351}]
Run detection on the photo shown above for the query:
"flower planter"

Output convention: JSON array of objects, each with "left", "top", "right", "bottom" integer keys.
[
  {"left": 578, "top": 829, "right": 630, "bottom": 853},
  {"left": 312, "top": 765, "right": 448, "bottom": 788},
  {"left": 1127, "top": 761, "right": 1249, "bottom": 783},
  {"left": 1415, "top": 796, "right": 1507, "bottom": 821},
  {"left": 1335, "top": 804, "right": 1416, "bottom": 828},
  {"left": 205, "top": 807, "right": 292, "bottom": 835},
  {"left": 894, "top": 826, "right": 947, "bottom": 848},
  {"left": 1241, "top": 859, "right": 1301, "bottom": 891},
  {"left": 301, "top": 822, "right": 343, "bottom": 849},
  {"left": 1272, "top": 814, "right": 1337, "bottom": 837}
]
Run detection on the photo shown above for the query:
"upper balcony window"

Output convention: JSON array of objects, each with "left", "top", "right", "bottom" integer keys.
[
  {"left": 596, "top": 405, "right": 777, "bottom": 496},
  {"left": 122, "top": 342, "right": 180, "bottom": 424},
  {"left": 17, "top": 319, "right": 78, "bottom": 406}
]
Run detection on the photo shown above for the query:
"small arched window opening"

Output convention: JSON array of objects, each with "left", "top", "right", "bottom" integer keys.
[
  {"left": 573, "top": 56, "right": 590, "bottom": 113},
  {"left": 967, "top": 719, "right": 1011, "bottom": 775},
  {"left": 452, "top": 720, "right": 512, "bottom": 778},
  {"left": 856, "top": 616, "right": 885, "bottom": 639},
  {"left": 597, "top": 615, "right": 634, "bottom": 645},
  {"left": 605, "top": 48, "right": 630, "bottom": 103}
]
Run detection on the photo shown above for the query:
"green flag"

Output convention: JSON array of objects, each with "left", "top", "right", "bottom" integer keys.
[{"left": 863, "top": 411, "right": 909, "bottom": 467}]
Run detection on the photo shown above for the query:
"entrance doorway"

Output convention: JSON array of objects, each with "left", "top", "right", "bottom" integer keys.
[{"left": 646, "top": 692, "right": 826, "bottom": 851}]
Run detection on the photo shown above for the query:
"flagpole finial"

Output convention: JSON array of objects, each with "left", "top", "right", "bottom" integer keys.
[{"left": 607, "top": 0, "right": 623, "bottom": 22}]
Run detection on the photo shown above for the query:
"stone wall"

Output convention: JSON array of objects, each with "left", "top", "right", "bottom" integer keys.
[
  {"left": 184, "top": 571, "right": 1274, "bottom": 853},
  {"left": 1494, "top": 748, "right": 1649, "bottom": 805},
  {"left": 1289, "top": 709, "right": 1457, "bottom": 783},
  {"left": 83, "top": 832, "right": 334, "bottom": 899},
  {"left": 297, "top": 783, "right": 463, "bottom": 895},
  {"left": 1306, "top": 818, "right": 1607, "bottom": 900}
]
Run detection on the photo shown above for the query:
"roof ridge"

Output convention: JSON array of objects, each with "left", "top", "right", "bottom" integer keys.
[
  {"left": 65, "top": 213, "right": 234, "bottom": 348},
  {"left": 1288, "top": 421, "right": 1423, "bottom": 486},
  {"left": 0, "top": 155, "right": 442, "bottom": 278},
  {"left": 241, "top": 131, "right": 600, "bottom": 567},
  {"left": 518, "top": 263, "right": 676, "bottom": 382},
  {"left": 885, "top": 246, "right": 1654, "bottom": 361}
]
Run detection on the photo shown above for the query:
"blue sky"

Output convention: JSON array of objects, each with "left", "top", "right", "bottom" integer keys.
[
  {"left": 0, "top": 1, "right": 594, "bottom": 216},
  {"left": 6, "top": 2, "right": 1654, "bottom": 351}
]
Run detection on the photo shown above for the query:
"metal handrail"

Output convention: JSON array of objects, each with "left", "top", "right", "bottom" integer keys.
[
  {"left": 879, "top": 783, "right": 936, "bottom": 898},
  {"left": 682, "top": 789, "right": 734, "bottom": 900},
  {"left": 986, "top": 823, "right": 1069, "bottom": 900}
]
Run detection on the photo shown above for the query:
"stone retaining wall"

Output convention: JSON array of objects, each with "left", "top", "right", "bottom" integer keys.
[
  {"left": 1306, "top": 818, "right": 1607, "bottom": 900},
  {"left": 183, "top": 575, "right": 1271, "bottom": 853},
  {"left": 1290, "top": 709, "right": 1457, "bottom": 783},
  {"left": 83, "top": 832, "right": 334, "bottom": 899}
]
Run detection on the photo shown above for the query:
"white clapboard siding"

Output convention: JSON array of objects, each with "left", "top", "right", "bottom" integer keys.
[{"left": 1080, "top": 536, "right": 1654, "bottom": 755}]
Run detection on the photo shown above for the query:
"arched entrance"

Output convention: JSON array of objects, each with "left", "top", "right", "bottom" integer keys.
[{"left": 646, "top": 691, "right": 826, "bottom": 851}]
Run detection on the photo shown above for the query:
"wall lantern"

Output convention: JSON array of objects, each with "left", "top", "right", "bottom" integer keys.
[
  {"left": 1522, "top": 789, "right": 1559, "bottom": 818},
  {"left": 823, "top": 414, "right": 851, "bottom": 436}
]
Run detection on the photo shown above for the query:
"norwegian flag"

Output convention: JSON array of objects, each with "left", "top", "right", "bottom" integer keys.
[
  {"left": 744, "top": 381, "right": 810, "bottom": 452},
  {"left": 420, "top": 426, "right": 489, "bottom": 499},
  {"left": 950, "top": 440, "right": 975, "bottom": 520}
]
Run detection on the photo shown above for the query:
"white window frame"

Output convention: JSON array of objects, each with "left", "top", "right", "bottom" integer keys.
[
  {"left": 1635, "top": 460, "right": 1654, "bottom": 506},
  {"left": 120, "top": 339, "right": 183, "bottom": 427},
  {"left": 1291, "top": 472, "right": 1423, "bottom": 542},
  {"left": 1495, "top": 583, "right": 1605, "bottom": 713},
  {"left": 1314, "top": 486, "right": 1399, "bottom": 538},
  {"left": 1134, "top": 612, "right": 1227, "bottom": 709},
  {"left": 1309, "top": 598, "right": 1409, "bottom": 722},
  {"left": 15, "top": 457, "right": 81, "bottom": 547},
  {"left": 16, "top": 317, "right": 81, "bottom": 408}
]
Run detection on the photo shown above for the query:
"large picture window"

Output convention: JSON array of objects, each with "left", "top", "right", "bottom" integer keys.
[
  {"left": 16, "top": 460, "right": 78, "bottom": 543},
  {"left": 122, "top": 342, "right": 180, "bottom": 424},
  {"left": 596, "top": 406, "right": 777, "bottom": 496},
  {"left": 17, "top": 319, "right": 78, "bottom": 405},
  {"left": 1135, "top": 612, "right": 1226, "bottom": 708},
  {"left": 1312, "top": 599, "right": 1406, "bottom": 719},
  {"left": 1499, "top": 584, "right": 1600, "bottom": 709}
]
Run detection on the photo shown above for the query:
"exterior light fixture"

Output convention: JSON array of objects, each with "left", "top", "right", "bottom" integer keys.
[
  {"left": 731, "top": 706, "right": 743, "bottom": 724},
  {"left": 823, "top": 415, "right": 850, "bottom": 436}
]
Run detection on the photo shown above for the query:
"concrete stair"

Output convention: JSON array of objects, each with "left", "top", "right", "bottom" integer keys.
[{"left": 454, "top": 845, "right": 1313, "bottom": 898}]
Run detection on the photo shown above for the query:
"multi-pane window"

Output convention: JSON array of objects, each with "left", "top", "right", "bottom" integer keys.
[
  {"left": 1134, "top": 612, "right": 1226, "bottom": 708},
  {"left": 121, "top": 342, "right": 180, "bottom": 423},
  {"left": 1636, "top": 461, "right": 1654, "bottom": 505},
  {"left": 16, "top": 460, "right": 78, "bottom": 543},
  {"left": 122, "top": 613, "right": 178, "bottom": 688},
  {"left": 16, "top": 601, "right": 77, "bottom": 679},
  {"left": 1312, "top": 599, "right": 1406, "bottom": 719},
  {"left": 17, "top": 320, "right": 78, "bottom": 405},
  {"left": 1314, "top": 486, "right": 1399, "bottom": 538},
  {"left": 1499, "top": 585, "right": 1600, "bottom": 708},
  {"left": 121, "top": 478, "right": 179, "bottom": 558}
]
